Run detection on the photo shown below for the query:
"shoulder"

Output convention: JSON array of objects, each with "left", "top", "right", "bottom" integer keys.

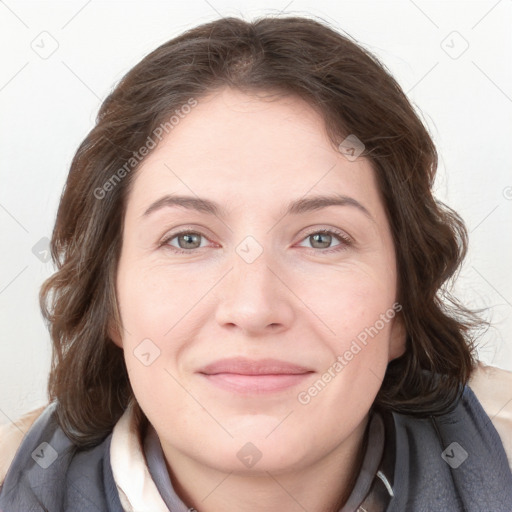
[
  {"left": 468, "top": 360, "right": 512, "bottom": 469},
  {"left": 0, "top": 404, "right": 47, "bottom": 485},
  {"left": 384, "top": 363, "right": 512, "bottom": 510},
  {"left": 0, "top": 402, "right": 123, "bottom": 511}
]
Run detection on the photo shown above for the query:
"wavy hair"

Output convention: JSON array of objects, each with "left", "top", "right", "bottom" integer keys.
[{"left": 40, "top": 15, "right": 480, "bottom": 447}]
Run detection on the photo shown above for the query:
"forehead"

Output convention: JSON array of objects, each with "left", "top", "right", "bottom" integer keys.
[{"left": 126, "top": 87, "right": 384, "bottom": 219}]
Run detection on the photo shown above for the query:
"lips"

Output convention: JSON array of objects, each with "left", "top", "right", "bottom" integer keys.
[
  {"left": 197, "top": 357, "right": 314, "bottom": 394},
  {"left": 198, "top": 357, "right": 313, "bottom": 376}
]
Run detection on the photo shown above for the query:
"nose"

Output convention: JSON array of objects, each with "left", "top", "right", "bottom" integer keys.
[{"left": 214, "top": 245, "right": 295, "bottom": 336}]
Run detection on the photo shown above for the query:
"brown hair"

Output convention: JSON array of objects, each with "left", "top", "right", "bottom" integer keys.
[{"left": 40, "top": 15, "right": 480, "bottom": 448}]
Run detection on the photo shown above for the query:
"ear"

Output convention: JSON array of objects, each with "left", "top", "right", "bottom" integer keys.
[{"left": 388, "top": 310, "right": 407, "bottom": 361}]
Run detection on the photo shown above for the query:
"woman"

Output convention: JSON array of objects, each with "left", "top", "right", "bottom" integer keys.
[{"left": 1, "top": 15, "right": 511, "bottom": 512}]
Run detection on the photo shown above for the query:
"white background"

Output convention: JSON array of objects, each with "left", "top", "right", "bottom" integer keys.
[{"left": 1, "top": 0, "right": 511, "bottom": 424}]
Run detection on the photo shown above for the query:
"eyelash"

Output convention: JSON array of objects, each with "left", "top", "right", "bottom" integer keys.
[{"left": 159, "top": 227, "right": 353, "bottom": 255}]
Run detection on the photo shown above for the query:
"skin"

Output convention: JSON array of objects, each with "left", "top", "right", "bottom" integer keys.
[{"left": 111, "top": 87, "right": 406, "bottom": 512}]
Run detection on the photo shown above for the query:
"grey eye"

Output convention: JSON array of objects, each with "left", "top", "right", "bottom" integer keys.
[
  {"left": 176, "top": 233, "right": 202, "bottom": 249},
  {"left": 308, "top": 232, "right": 334, "bottom": 249}
]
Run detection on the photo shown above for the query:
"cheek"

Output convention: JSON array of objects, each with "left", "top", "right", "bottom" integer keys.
[
  {"left": 294, "top": 266, "right": 397, "bottom": 406},
  {"left": 300, "top": 263, "right": 397, "bottom": 343},
  {"left": 116, "top": 260, "right": 210, "bottom": 408},
  {"left": 117, "top": 252, "right": 397, "bottom": 353},
  {"left": 116, "top": 260, "right": 204, "bottom": 339}
]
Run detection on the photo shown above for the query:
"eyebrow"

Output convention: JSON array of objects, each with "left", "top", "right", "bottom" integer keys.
[{"left": 142, "top": 193, "right": 374, "bottom": 221}]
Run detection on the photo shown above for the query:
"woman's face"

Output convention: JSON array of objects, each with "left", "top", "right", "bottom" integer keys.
[{"left": 113, "top": 87, "right": 405, "bottom": 476}]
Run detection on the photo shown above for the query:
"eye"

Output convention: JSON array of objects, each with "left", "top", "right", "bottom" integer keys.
[
  {"left": 297, "top": 228, "right": 353, "bottom": 254},
  {"left": 160, "top": 230, "right": 211, "bottom": 253},
  {"left": 160, "top": 227, "right": 353, "bottom": 254}
]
